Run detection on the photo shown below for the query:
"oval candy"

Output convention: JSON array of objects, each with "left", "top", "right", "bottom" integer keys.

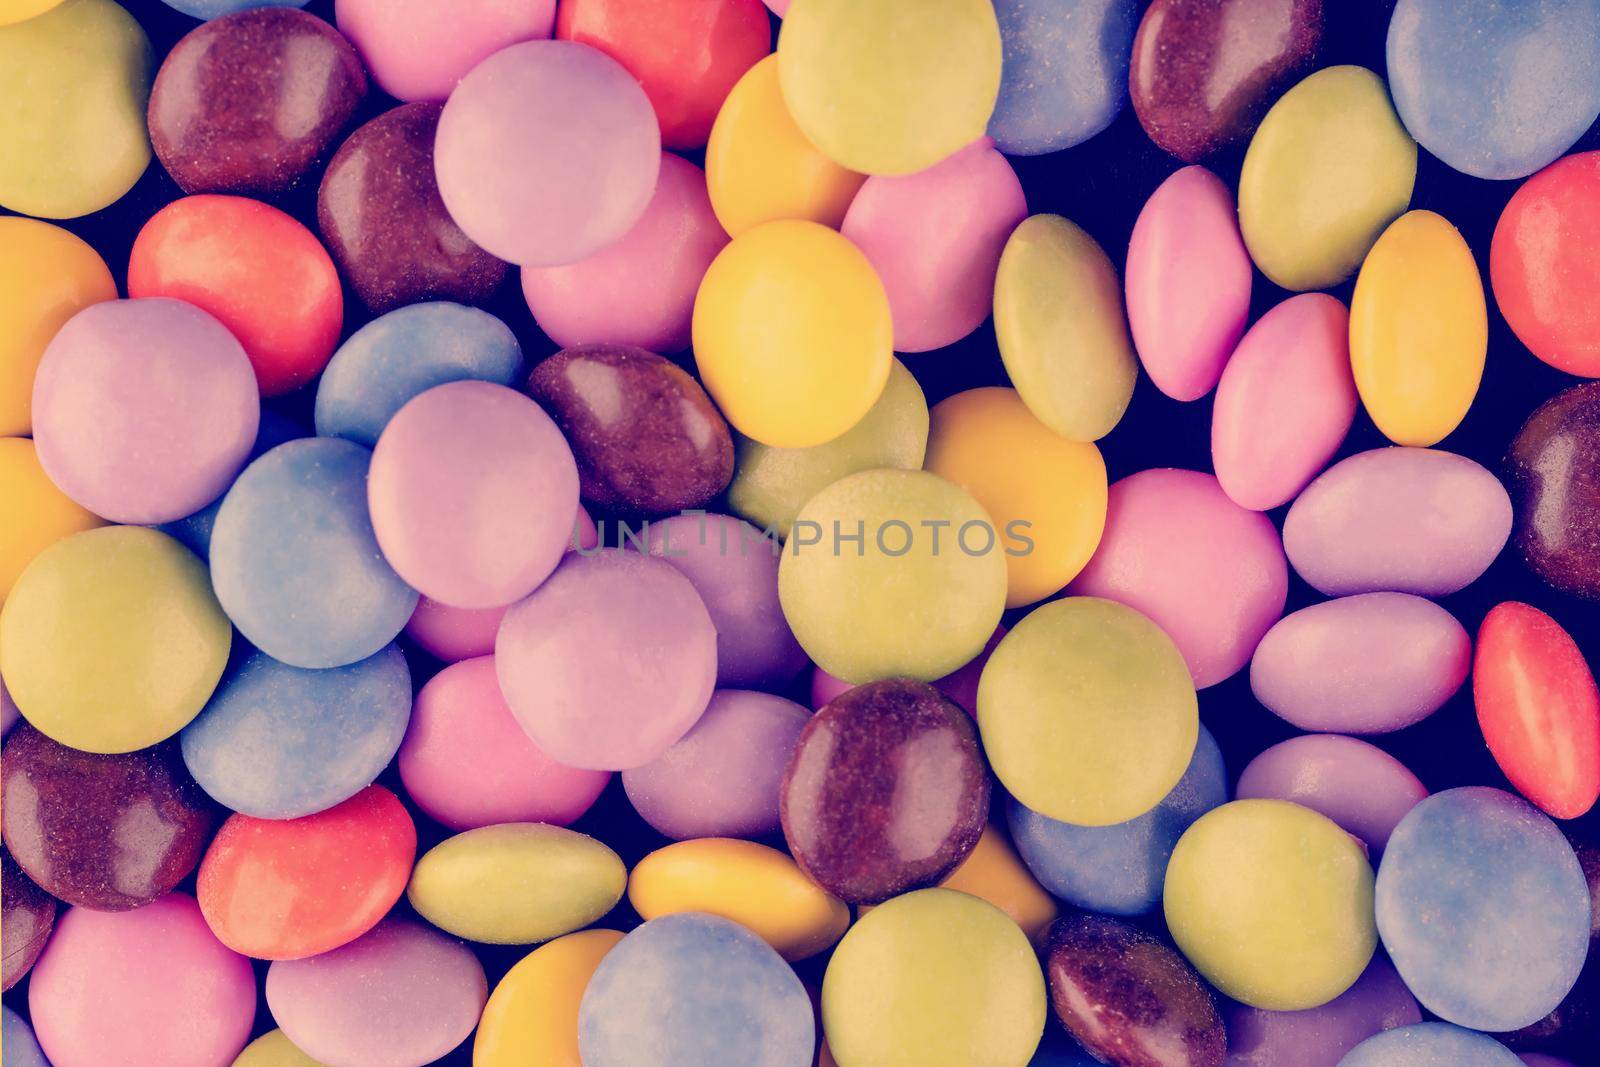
[
  {"left": 1508, "top": 381, "right": 1600, "bottom": 598},
  {"left": 1236, "top": 734, "right": 1427, "bottom": 854},
  {"left": 333, "top": 0, "right": 556, "bottom": 102},
  {"left": 1223, "top": 956, "right": 1422, "bottom": 1067},
  {"left": 475, "top": 929, "right": 623, "bottom": 1067},
  {"left": 988, "top": 0, "right": 1138, "bottom": 155},
  {"left": 1341, "top": 1023, "right": 1522, "bottom": 1067},
  {"left": 2, "top": 850, "right": 54, "bottom": 992},
  {"left": 232, "top": 1031, "right": 325, "bottom": 1067}
]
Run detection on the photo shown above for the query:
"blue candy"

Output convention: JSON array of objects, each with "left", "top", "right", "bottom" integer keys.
[
  {"left": 1375, "top": 787, "right": 1591, "bottom": 1032},
  {"left": 1387, "top": 0, "right": 1600, "bottom": 180},
  {"left": 1338, "top": 1022, "right": 1521, "bottom": 1067},
  {"left": 160, "top": 0, "right": 308, "bottom": 18},
  {"left": 160, "top": 409, "right": 307, "bottom": 558},
  {"left": 1008, "top": 726, "right": 1225, "bottom": 915},
  {"left": 2, "top": 1006, "right": 50, "bottom": 1067}
]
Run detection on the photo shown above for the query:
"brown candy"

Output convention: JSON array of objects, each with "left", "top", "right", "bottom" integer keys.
[
  {"left": 1508, "top": 381, "right": 1600, "bottom": 600},
  {"left": 2, "top": 849, "right": 54, "bottom": 991}
]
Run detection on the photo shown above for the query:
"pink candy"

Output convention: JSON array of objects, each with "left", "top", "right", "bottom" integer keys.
[{"left": 336, "top": 0, "right": 557, "bottom": 101}]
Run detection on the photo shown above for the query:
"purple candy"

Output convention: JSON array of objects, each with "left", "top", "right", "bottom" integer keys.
[
  {"left": 1236, "top": 734, "right": 1428, "bottom": 853},
  {"left": 1520, "top": 1056, "right": 1578, "bottom": 1067},
  {"left": 1224, "top": 956, "right": 1421, "bottom": 1067}
]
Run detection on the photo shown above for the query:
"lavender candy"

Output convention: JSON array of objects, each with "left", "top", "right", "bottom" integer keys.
[
  {"left": 1225, "top": 956, "right": 1421, "bottom": 1067},
  {"left": 1237, "top": 734, "right": 1428, "bottom": 854}
]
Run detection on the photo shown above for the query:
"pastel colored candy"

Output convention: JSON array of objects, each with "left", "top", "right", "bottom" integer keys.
[
  {"left": 993, "top": 214, "right": 1137, "bottom": 442},
  {"left": 398, "top": 656, "right": 610, "bottom": 831},
  {"left": 932, "top": 823, "right": 1058, "bottom": 941},
  {"left": 1211, "top": 293, "right": 1356, "bottom": 511},
  {"left": 164, "top": 0, "right": 307, "bottom": 16},
  {"left": 1125, "top": 166, "right": 1252, "bottom": 402},
  {"left": 1164, "top": 799, "right": 1377, "bottom": 1011},
  {"left": 1238, "top": 65, "right": 1417, "bottom": 291},
  {"left": 1508, "top": 382, "right": 1600, "bottom": 597},
  {"left": 842, "top": 140, "right": 1027, "bottom": 352},
  {"left": 580, "top": 913, "right": 815, "bottom": 1067},
  {"left": 0, "top": 0, "right": 63, "bottom": 21},
  {"left": 1223, "top": 956, "right": 1422, "bottom": 1067},
  {"left": 1251, "top": 592, "right": 1471, "bottom": 733},
  {"left": 1376, "top": 788, "right": 1591, "bottom": 1031},
  {"left": 3, "top": 1006, "right": 50, "bottom": 1067},
  {"left": 0, "top": 437, "right": 103, "bottom": 603},
  {"left": 2, "top": 849, "right": 55, "bottom": 991},
  {"left": 0, "top": 676, "right": 14, "bottom": 735},
  {"left": 158, "top": 409, "right": 308, "bottom": 559},
  {"left": 403, "top": 598, "right": 506, "bottom": 663},
  {"left": 475, "top": 929, "right": 623, "bottom": 1067},
  {"left": 232, "top": 1031, "right": 326, "bottom": 1067},
  {"left": 267, "top": 918, "right": 488, "bottom": 1067},
  {"left": 1236, "top": 735, "right": 1427, "bottom": 854},
  {"left": 988, "top": 0, "right": 1138, "bottom": 155},
  {"left": 334, "top": 0, "right": 555, "bottom": 101},
  {"left": 1521, "top": 1057, "right": 1579, "bottom": 1067},
  {"left": 1340, "top": 1023, "right": 1522, "bottom": 1067}
]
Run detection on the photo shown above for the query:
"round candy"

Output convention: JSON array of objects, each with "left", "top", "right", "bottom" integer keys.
[
  {"left": 32, "top": 297, "right": 259, "bottom": 524},
  {"left": 181, "top": 645, "right": 411, "bottom": 820},
  {"left": 1236, "top": 734, "right": 1427, "bottom": 854},
  {"left": 403, "top": 598, "right": 506, "bottom": 663},
  {"left": 1341, "top": 1023, "right": 1522, "bottom": 1067},
  {"left": 232, "top": 1031, "right": 324, "bottom": 1067},
  {"left": 164, "top": 0, "right": 308, "bottom": 17},
  {"left": 693, "top": 219, "right": 891, "bottom": 448},
  {"left": 28, "top": 894, "right": 255, "bottom": 1067},
  {"left": 0, "top": 526, "right": 230, "bottom": 753},
  {"left": 1224, "top": 956, "right": 1422, "bottom": 1067},
  {"left": 1238, "top": 65, "right": 1417, "bottom": 291},
  {"left": 475, "top": 929, "right": 623, "bottom": 1067},
  {"left": 497, "top": 548, "right": 716, "bottom": 770},
  {"left": 0, "top": 0, "right": 151, "bottom": 218},
  {"left": 398, "top": 656, "right": 610, "bottom": 832},
  {"left": 777, "top": 469, "right": 1007, "bottom": 683},
  {"left": 211, "top": 438, "right": 418, "bottom": 669},
  {"left": 158, "top": 409, "right": 308, "bottom": 559},
  {"left": 988, "top": 0, "right": 1137, "bottom": 155},
  {"left": 1164, "top": 799, "right": 1377, "bottom": 1011},
  {"left": 2, "top": 850, "right": 55, "bottom": 991},
  {"left": 822, "top": 888, "right": 1046, "bottom": 1067},
  {"left": 435, "top": 40, "right": 660, "bottom": 267},
  {"left": 3, "top": 1007, "right": 49, "bottom": 1067},
  {"left": 0, "top": 437, "right": 102, "bottom": 604},
  {"left": 318, "top": 103, "right": 509, "bottom": 314},
  {"left": 197, "top": 785, "right": 416, "bottom": 960},
  {"left": 841, "top": 140, "right": 1027, "bottom": 353},
  {"left": 267, "top": 918, "right": 487, "bottom": 1067},
  {"left": 931, "top": 823, "right": 1058, "bottom": 940},
  {"left": 334, "top": 0, "right": 555, "bottom": 101},
  {"left": 1376, "top": 787, "right": 1591, "bottom": 1032},
  {"left": 128, "top": 194, "right": 343, "bottom": 396},
  {"left": 1508, "top": 381, "right": 1600, "bottom": 597},
  {"left": 1, "top": 0, "right": 64, "bottom": 24},
  {"left": 777, "top": 0, "right": 1002, "bottom": 176}
]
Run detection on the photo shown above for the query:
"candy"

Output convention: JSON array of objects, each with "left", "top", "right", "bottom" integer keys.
[
  {"left": 1164, "top": 799, "right": 1377, "bottom": 1011},
  {"left": 1237, "top": 735, "right": 1427, "bottom": 854},
  {"left": 1283, "top": 447, "right": 1512, "bottom": 597},
  {"left": 1, "top": 850, "right": 55, "bottom": 991},
  {"left": 0, "top": 677, "right": 14, "bottom": 735},
  {"left": 580, "top": 912, "right": 814, "bottom": 1067},
  {"left": 776, "top": 0, "right": 1002, "bottom": 177},
  {"left": 2, "top": 727, "right": 213, "bottom": 910},
  {"left": 1475, "top": 603, "right": 1600, "bottom": 820},
  {"left": 128, "top": 194, "right": 344, "bottom": 396},
  {"left": 988, "top": 0, "right": 1138, "bottom": 155},
  {"left": 267, "top": 918, "right": 488, "bottom": 1067},
  {"left": 1238, "top": 65, "right": 1417, "bottom": 291},
  {"left": 475, "top": 929, "right": 623, "bottom": 1067},
  {"left": 403, "top": 598, "right": 507, "bottom": 663},
  {"left": 497, "top": 549, "right": 717, "bottom": 770},
  {"left": 211, "top": 438, "right": 418, "bottom": 669},
  {"left": 1130, "top": 0, "right": 1322, "bottom": 162},
  {"left": 197, "top": 785, "right": 416, "bottom": 960},
  {"left": 159, "top": 409, "right": 308, "bottom": 558},
  {"left": 1125, "top": 165, "right": 1252, "bottom": 402},
  {"left": 931, "top": 823, "right": 1058, "bottom": 940},
  {"left": 31, "top": 297, "right": 259, "bottom": 524},
  {"left": 1508, "top": 381, "right": 1600, "bottom": 598},
  {"left": 1376, "top": 787, "right": 1591, "bottom": 1031},
  {"left": 148, "top": 8, "right": 365, "bottom": 196},
  {"left": 181, "top": 645, "right": 411, "bottom": 819},
  {"left": 1041, "top": 914, "right": 1225, "bottom": 1067},
  {"left": 0, "top": 438, "right": 102, "bottom": 604},
  {"left": 993, "top": 214, "right": 1137, "bottom": 442},
  {"left": 318, "top": 104, "right": 509, "bottom": 314},
  {"left": 0, "top": 0, "right": 63, "bottom": 23},
  {"left": 693, "top": 219, "right": 892, "bottom": 449},
  {"left": 1340, "top": 1023, "right": 1522, "bottom": 1067},
  {"left": 434, "top": 40, "right": 660, "bottom": 267},
  {"left": 841, "top": 140, "right": 1027, "bottom": 353},
  {"left": 334, "top": 0, "right": 555, "bottom": 102},
  {"left": 1211, "top": 293, "right": 1356, "bottom": 511},
  {"left": 822, "top": 888, "right": 1047, "bottom": 1067},
  {"left": 1223, "top": 956, "right": 1422, "bottom": 1067},
  {"left": 925, "top": 387, "right": 1108, "bottom": 608},
  {"left": 0, "top": 526, "right": 230, "bottom": 753},
  {"left": 527, "top": 345, "right": 733, "bottom": 514},
  {"left": 523, "top": 154, "right": 729, "bottom": 353},
  {"left": 164, "top": 0, "right": 307, "bottom": 17},
  {"left": 1251, "top": 593, "right": 1471, "bottom": 733},
  {"left": 3, "top": 1007, "right": 50, "bottom": 1067},
  {"left": 1007, "top": 726, "right": 1226, "bottom": 916},
  {"left": 0, "top": 0, "right": 151, "bottom": 218},
  {"left": 398, "top": 656, "right": 610, "bottom": 832},
  {"left": 233, "top": 1031, "right": 325, "bottom": 1067}
]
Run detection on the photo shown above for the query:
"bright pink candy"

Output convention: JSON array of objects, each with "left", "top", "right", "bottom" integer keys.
[
  {"left": 764, "top": 0, "right": 788, "bottom": 14},
  {"left": 29, "top": 894, "right": 255, "bottom": 1067},
  {"left": 811, "top": 625, "right": 1006, "bottom": 716},
  {"left": 335, "top": 0, "right": 557, "bottom": 102},
  {"left": 1125, "top": 165, "right": 1252, "bottom": 401},
  {"left": 841, "top": 140, "right": 1027, "bottom": 352},
  {"left": 1237, "top": 734, "right": 1429, "bottom": 853}
]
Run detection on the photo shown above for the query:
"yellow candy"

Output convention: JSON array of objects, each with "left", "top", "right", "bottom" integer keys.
[
  {"left": 1239, "top": 65, "right": 1417, "bottom": 292},
  {"left": 1350, "top": 210, "right": 1486, "bottom": 446},
  {"left": 474, "top": 929, "right": 624, "bottom": 1067},
  {"left": 0, "top": 218, "right": 117, "bottom": 436},
  {"left": 231, "top": 1031, "right": 326, "bottom": 1067},
  {"left": 694, "top": 220, "right": 892, "bottom": 448},
  {"left": 993, "top": 215, "right": 1137, "bottom": 442},
  {"left": 0, "top": 438, "right": 103, "bottom": 605},
  {"left": 407, "top": 823, "right": 626, "bottom": 945},
  {"left": 0, "top": 0, "right": 65, "bottom": 25},
  {"left": 925, "top": 388, "right": 1107, "bottom": 607},
  {"left": 629, "top": 838, "right": 850, "bottom": 962},
  {"left": 0, "top": 0, "right": 152, "bottom": 218},
  {"left": 1164, "top": 799, "right": 1377, "bottom": 1011},
  {"left": 707, "top": 55, "right": 867, "bottom": 238},
  {"left": 0, "top": 526, "right": 230, "bottom": 753}
]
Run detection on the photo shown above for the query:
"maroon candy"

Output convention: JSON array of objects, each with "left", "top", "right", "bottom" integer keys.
[
  {"left": 1, "top": 850, "right": 54, "bottom": 991},
  {"left": 1508, "top": 381, "right": 1600, "bottom": 601}
]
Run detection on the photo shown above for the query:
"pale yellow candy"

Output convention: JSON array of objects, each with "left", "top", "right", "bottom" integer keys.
[
  {"left": 0, "top": 438, "right": 104, "bottom": 606},
  {"left": 473, "top": 929, "right": 624, "bottom": 1067},
  {"left": 629, "top": 838, "right": 849, "bottom": 961},
  {"left": 1350, "top": 210, "right": 1486, "bottom": 446},
  {"left": 1239, "top": 65, "right": 1417, "bottom": 292},
  {"left": 231, "top": 1031, "right": 326, "bottom": 1067},
  {"left": 993, "top": 215, "right": 1137, "bottom": 442},
  {"left": 407, "top": 823, "right": 626, "bottom": 945},
  {"left": 0, "top": 0, "right": 66, "bottom": 25}
]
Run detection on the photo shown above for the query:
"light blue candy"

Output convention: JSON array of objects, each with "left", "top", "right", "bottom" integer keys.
[
  {"left": 1375, "top": 787, "right": 1591, "bottom": 1033},
  {"left": 987, "top": 0, "right": 1139, "bottom": 156},
  {"left": 210, "top": 438, "right": 419, "bottom": 670},
  {"left": 1337, "top": 1022, "right": 1521, "bottom": 1066},
  {"left": 579, "top": 913, "right": 814, "bottom": 1067},
  {"left": 1387, "top": 0, "right": 1600, "bottom": 180},
  {"left": 1008, "top": 725, "right": 1225, "bottom": 915},
  {"left": 315, "top": 303, "right": 522, "bottom": 449},
  {"left": 2, "top": 1006, "right": 51, "bottom": 1067},
  {"left": 161, "top": 0, "right": 308, "bottom": 18},
  {"left": 181, "top": 645, "right": 411, "bottom": 819},
  {"left": 161, "top": 409, "right": 307, "bottom": 558}
]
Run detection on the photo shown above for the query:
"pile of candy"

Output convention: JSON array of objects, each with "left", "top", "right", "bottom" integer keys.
[{"left": 4, "top": 0, "right": 1600, "bottom": 1065}]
